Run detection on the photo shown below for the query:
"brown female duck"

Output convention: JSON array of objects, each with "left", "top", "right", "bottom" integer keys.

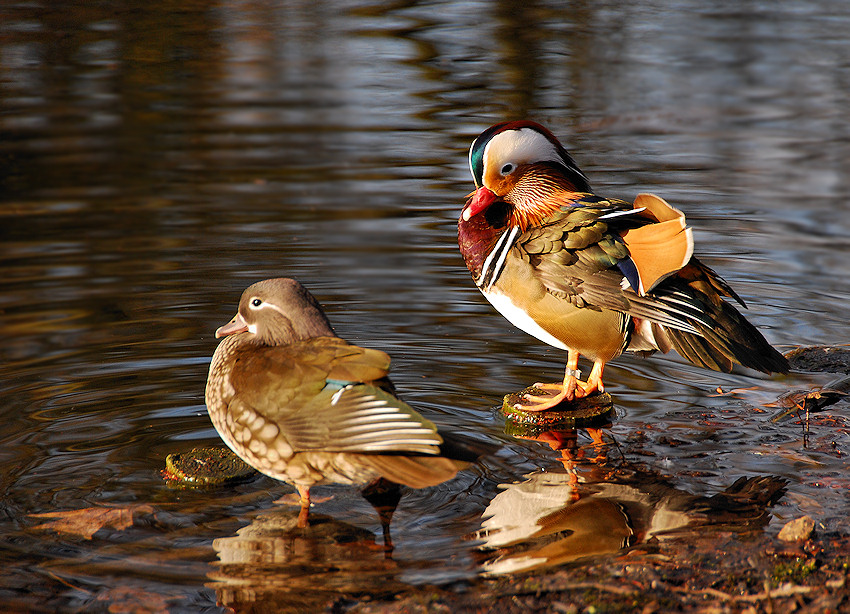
[{"left": 206, "top": 278, "right": 486, "bottom": 528}]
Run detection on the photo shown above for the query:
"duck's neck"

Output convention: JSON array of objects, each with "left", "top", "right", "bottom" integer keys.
[{"left": 458, "top": 204, "right": 513, "bottom": 286}]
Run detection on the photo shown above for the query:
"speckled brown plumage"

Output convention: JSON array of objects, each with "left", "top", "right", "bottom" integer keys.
[{"left": 205, "top": 278, "right": 486, "bottom": 529}]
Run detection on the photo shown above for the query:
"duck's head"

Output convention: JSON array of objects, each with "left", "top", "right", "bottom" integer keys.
[
  {"left": 215, "top": 278, "right": 335, "bottom": 346},
  {"left": 462, "top": 121, "right": 591, "bottom": 226}
]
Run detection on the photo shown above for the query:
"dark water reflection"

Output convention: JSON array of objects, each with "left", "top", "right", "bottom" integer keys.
[
  {"left": 474, "top": 426, "right": 787, "bottom": 576},
  {"left": 2, "top": 0, "right": 850, "bottom": 610}
]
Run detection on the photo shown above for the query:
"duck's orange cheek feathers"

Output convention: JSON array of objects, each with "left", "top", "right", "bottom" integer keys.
[{"left": 462, "top": 187, "right": 498, "bottom": 221}]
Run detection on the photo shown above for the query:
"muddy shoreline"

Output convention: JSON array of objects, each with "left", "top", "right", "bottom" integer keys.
[{"left": 340, "top": 530, "right": 849, "bottom": 613}]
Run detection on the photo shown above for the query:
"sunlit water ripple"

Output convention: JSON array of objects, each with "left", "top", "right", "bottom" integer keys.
[{"left": 1, "top": 0, "right": 849, "bottom": 610}]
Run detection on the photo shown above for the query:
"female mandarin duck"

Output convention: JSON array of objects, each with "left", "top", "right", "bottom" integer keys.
[
  {"left": 458, "top": 121, "right": 789, "bottom": 411},
  {"left": 206, "top": 278, "right": 486, "bottom": 529}
]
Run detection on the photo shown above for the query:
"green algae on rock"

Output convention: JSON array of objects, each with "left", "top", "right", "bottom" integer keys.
[
  {"left": 502, "top": 387, "right": 615, "bottom": 432},
  {"left": 163, "top": 447, "right": 258, "bottom": 487}
]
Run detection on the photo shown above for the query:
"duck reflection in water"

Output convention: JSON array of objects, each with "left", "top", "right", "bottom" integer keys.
[
  {"left": 475, "top": 426, "right": 787, "bottom": 575},
  {"left": 208, "top": 507, "right": 406, "bottom": 614}
]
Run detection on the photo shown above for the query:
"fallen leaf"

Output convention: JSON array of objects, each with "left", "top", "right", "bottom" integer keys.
[
  {"left": 96, "top": 586, "right": 169, "bottom": 614},
  {"left": 768, "top": 389, "right": 847, "bottom": 422},
  {"left": 29, "top": 504, "right": 154, "bottom": 540}
]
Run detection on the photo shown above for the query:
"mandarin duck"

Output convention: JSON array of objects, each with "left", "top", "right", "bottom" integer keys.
[
  {"left": 458, "top": 121, "right": 789, "bottom": 411},
  {"left": 206, "top": 278, "right": 488, "bottom": 529}
]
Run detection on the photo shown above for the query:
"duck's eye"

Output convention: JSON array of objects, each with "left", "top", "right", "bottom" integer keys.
[
  {"left": 500, "top": 163, "right": 515, "bottom": 176},
  {"left": 250, "top": 298, "right": 262, "bottom": 308}
]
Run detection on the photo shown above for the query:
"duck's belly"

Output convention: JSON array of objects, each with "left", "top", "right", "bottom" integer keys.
[
  {"left": 262, "top": 451, "right": 380, "bottom": 489},
  {"left": 482, "top": 287, "right": 627, "bottom": 361},
  {"left": 483, "top": 290, "right": 569, "bottom": 350}
]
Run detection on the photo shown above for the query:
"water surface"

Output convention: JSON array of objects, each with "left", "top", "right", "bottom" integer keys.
[{"left": 2, "top": 1, "right": 849, "bottom": 611}]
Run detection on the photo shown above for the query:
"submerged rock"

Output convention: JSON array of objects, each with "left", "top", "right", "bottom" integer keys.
[
  {"left": 778, "top": 515, "right": 816, "bottom": 542},
  {"left": 786, "top": 346, "right": 850, "bottom": 374},
  {"left": 163, "top": 446, "right": 258, "bottom": 487},
  {"left": 502, "top": 388, "right": 614, "bottom": 432}
]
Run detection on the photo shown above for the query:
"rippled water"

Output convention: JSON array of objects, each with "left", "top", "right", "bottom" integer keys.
[{"left": 2, "top": 0, "right": 849, "bottom": 611}]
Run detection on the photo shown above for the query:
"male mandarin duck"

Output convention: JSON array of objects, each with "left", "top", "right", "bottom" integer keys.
[
  {"left": 206, "top": 278, "right": 488, "bottom": 529},
  {"left": 457, "top": 121, "right": 789, "bottom": 411}
]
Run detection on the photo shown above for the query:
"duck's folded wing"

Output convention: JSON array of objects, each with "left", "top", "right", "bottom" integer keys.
[
  {"left": 280, "top": 384, "right": 444, "bottom": 455},
  {"left": 231, "top": 337, "right": 392, "bottom": 410},
  {"left": 517, "top": 201, "right": 673, "bottom": 320},
  {"left": 519, "top": 196, "right": 707, "bottom": 335}
]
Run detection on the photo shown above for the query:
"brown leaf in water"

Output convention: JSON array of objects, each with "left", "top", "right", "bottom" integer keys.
[
  {"left": 95, "top": 586, "right": 169, "bottom": 614},
  {"left": 773, "top": 388, "right": 846, "bottom": 409},
  {"left": 29, "top": 504, "right": 154, "bottom": 540},
  {"left": 767, "top": 388, "right": 847, "bottom": 422}
]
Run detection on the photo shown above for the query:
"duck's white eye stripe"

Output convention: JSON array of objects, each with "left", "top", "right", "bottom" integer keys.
[
  {"left": 244, "top": 300, "right": 289, "bottom": 335},
  {"left": 485, "top": 127, "right": 560, "bottom": 172},
  {"left": 250, "top": 301, "right": 290, "bottom": 318}
]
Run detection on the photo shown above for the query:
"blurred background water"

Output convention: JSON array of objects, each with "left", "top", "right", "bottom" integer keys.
[{"left": 2, "top": 0, "right": 849, "bottom": 611}]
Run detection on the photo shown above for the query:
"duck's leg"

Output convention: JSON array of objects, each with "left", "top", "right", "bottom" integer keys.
[
  {"left": 583, "top": 358, "right": 606, "bottom": 396},
  {"left": 516, "top": 350, "right": 585, "bottom": 411},
  {"left": 296, "top": 485, "right": 311, "bottom": 528},
  {"left": 361, "top": 478, "right": 402, "bottom": 555}
]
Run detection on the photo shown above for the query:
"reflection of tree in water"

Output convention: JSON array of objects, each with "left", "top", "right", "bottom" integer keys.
[{"left": 475, "top": 426, "right": 787, "bottom": 575}]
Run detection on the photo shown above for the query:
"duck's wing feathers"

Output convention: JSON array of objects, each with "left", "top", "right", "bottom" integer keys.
[
  {"left": 516, "top": 194, "right": 702, "bottom": 333},
  {"left": 283, "top": 383, "right": 444, "bottom": 455},
  {"left": 228, "top": 338, "right": 443, "bottom": 455},
  {"left": 517, "top": 194, "right": 788, "bottom": 374},
  {"left": 517, "top": 196, "right": 630, "bottom": 305},
  {"left": 230, "top": 337, "right": 390, "bottom": 410}
]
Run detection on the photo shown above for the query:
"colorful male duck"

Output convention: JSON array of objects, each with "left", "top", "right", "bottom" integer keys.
[{"left": 458, "top": 121, "right": 789, "bottom": 411}]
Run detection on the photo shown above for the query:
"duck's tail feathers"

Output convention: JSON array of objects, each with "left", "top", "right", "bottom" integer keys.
[{"left": 631, "top": 259, "right": 789, "bottom": 375}]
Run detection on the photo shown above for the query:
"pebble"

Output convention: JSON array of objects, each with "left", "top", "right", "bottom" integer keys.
[{"left": 778, "top": 516, "right": 815, "bottom": 542}]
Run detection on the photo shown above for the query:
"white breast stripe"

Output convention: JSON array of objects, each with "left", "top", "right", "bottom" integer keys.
[
  {"left": 476, "top": 228, "right": 510, "bottom": 287},
  {"left": 477, "top": 226, "right": 520, "bottom": 291},
  {"left": 486, "top": 226, "right": 520, "bottom": 292}
]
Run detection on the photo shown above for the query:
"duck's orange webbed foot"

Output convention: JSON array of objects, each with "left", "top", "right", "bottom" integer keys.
[
  {"left": 515, "top": 367, "right": 585, "bottom": 411},
  {"left": 513, "top": 357, "right": 607, "bottom": 411}
]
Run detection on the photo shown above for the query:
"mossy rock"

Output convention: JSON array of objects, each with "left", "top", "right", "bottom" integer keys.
[
  {"left": 163, "top": 446, "right": 258, "bottom": 488},
  {"left": 785, "top": 345, "right": 850, "bottom": 374},
  {"left": 502, "top": 386, "right": 615, "bottom": 434}
]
